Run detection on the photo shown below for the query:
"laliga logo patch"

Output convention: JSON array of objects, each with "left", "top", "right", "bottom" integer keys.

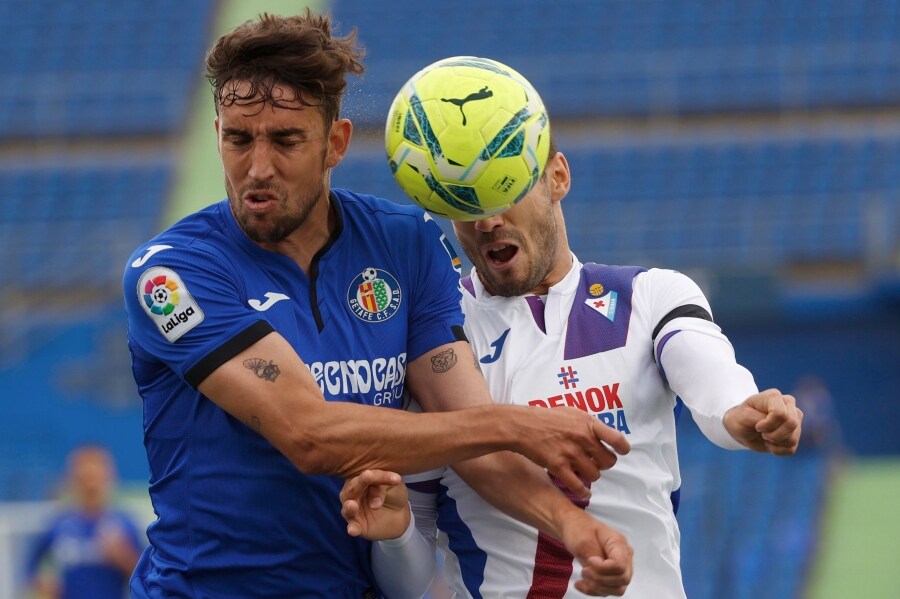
[
  {"left": 137, "top": 267, "right": 204, "bottom": 342},
  {"left": 347, "top": 267, "right": 402, "bottom": 322}
]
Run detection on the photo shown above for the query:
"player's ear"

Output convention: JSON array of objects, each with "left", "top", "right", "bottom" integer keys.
[
  {"left": 547, "top": 151, "right": 571, "bottom": 204},
  {"left": 326, "top": 118, "right": 353, "bottom": 168},
  {"left": 214, "top": 117, "right": 223, "bottom": 156}
]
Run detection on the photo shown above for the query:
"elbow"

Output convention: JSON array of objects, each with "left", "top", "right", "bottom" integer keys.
[
  {"left": 284, "top": 432, "right": 334, "bottom": 475},
  {"left": 283, "top": 429, "right": 360, "bottom": 477}
]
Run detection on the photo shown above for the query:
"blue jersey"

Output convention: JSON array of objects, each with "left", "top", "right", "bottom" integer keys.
[
  {"left": 25, "top": 508, "right": 144, "bottom": 599},
  {"left": 122, "top": 190, "right": 464, "bottom": 598}
]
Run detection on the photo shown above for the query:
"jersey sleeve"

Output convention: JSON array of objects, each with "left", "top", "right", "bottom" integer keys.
[
  {"left": 638, "top": 269, "right": 758, "bottom": 449},
  {"left": 123, "top": 243, "right": 273, "bottom": 386},
  {"left": 371, "top": 486, "right": 439, "bottom": 598},
  {"left": 404, "top": 213, "right": 465, "bottom": 361}
]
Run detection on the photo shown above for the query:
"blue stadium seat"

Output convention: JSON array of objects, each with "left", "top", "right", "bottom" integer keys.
[
  {"left": 332, "top": 133, "right": 900, "bottom": 269},
  {"left": 333, "top": 0, "right": 900, "bottom": 125},
  {"left": 677, "top": 416, "right": 831, "bottom": 599},
  {"left": 0, "top": 163, "right": 171, "bottom": 289},
  {"left": 0, "top": 0, "right": 217, "bottom": 139}
]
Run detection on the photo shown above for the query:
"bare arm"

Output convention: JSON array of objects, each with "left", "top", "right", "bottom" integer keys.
[
  {"left": 405, "top": 341, "right": 630, "bottom": 496},
  {"left": 406, "top": 341, "right": 633, "bottom": 594},
  {"left": 197, "top": 331, "right": 615, "bottom": 478}
]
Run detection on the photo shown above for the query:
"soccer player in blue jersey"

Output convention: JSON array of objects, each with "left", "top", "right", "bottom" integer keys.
[
  {"left": 122, "top": 10, "right": 633, "bottom": 598},
  {"left": 25, "top": 445, "right": 144, "bottom": 599}
]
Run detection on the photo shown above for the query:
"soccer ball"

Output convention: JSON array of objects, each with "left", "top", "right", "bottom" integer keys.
[{"left": 385, "top": 56, "right": 551, "bottom": 221}]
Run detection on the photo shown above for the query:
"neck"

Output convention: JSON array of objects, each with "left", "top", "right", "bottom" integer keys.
[{"left": 259, "top": 193, "right": 335, "bottom": 274}]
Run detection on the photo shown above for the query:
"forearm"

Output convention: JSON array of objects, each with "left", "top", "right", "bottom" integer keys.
[
  {"left": 275, "top": 402, "right": 529, "bottom": 477},
  {"left": 197, "top": 335, "right": 530, "bottom": 477},
  {"left": 452, "top": 450, "right": 577, "bottom": 539}
]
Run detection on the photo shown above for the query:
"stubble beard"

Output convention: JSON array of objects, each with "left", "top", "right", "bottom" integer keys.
[
  {"left": 467, "top": 211, "right": 559, "bottom": 298},
  {"left": 227, "top": 166, "right": 328, "bottom": 245}
]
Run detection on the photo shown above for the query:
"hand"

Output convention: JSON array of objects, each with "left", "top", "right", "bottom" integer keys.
[
  {"left": 340, "top": 469, "right": 411, "bottom": 540},
  {"left": 559, "top": 511, "right": 633, "bottom": 596},
  {"left": 513, "top": 406, "right": 630, "bottom": 500},
  {"left": 97, "top": 521, "right": 141, "bottom": 574},
  {"left": 723, "top": 388, "right": 803, "bottom": 455},
  {"left": 31, "top": 576, "right": 60, "bottom": 599}
]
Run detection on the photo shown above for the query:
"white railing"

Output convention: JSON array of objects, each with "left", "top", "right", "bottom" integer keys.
[
  {"left": 0, "top": 496, "right": 153, "bottom": 599},
  {"left": 0, "top": 501, "right": 57, "bottom": 599}
]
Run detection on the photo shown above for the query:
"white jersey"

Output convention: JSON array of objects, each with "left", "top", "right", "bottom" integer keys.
[{"left": 423, "top": 257, "right": 758, "bottom": 599}]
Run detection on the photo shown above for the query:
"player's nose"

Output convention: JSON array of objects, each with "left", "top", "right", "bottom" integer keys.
[{"left": 473, "top": 213, "right": 505, "bottom": 232}]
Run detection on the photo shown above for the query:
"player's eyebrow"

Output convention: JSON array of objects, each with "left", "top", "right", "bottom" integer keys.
[
  {"left": 268, "top": 128, "right": 308, "bottom": 140},
  {"left": 220, "top": 126, "right": 250, "bottom": 138},
  {"left": 220, "top": 126, "right": 311, "bottom": 140}
]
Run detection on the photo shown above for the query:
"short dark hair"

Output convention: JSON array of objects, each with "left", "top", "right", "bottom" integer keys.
[{"left": 204, "top": 9, "right": 365, "bottom": 125}]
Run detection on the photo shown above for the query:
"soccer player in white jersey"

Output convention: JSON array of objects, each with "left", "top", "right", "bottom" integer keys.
[{"left": 341, "top": 138, "right": 803, "bottom": 598}]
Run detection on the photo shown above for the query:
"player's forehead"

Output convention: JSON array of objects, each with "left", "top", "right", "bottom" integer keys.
[{"left": 217, "top": 80, "right": 325, "bottom": 130}]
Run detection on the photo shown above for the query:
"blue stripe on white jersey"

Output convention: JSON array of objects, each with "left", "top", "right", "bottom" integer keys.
[{"left": 438, "top": 481, "right": 486, "bottom": 598}]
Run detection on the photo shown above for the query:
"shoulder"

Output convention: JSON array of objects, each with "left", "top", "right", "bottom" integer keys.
[
  {"left": 633, "top": 267, "right": 709, "bottom": 300},
  {"left": 124, "top": 203, "right": 234, "bottom": 281},
  {"left": 333, "top": 188, "right": 426, "bottom": 230},
  {"left": 334, "top": 189, "right": 456, "bottom": 264}
]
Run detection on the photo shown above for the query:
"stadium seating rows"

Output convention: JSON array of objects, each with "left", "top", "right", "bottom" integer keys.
[
  {"left": 332, "top": 133, "right": 900, "bottom": 269},
  {"left": 0, "top": 164, "right": 171, "bottom": 289},
  {"left": 0, "top": 0, "right": 216, "bottom": 138},
  {"left": 677, "top": 417, "right": 830, "bottom": 599},
  {"left": 333, "top": 0, "right": 900, "bottom": 125}
]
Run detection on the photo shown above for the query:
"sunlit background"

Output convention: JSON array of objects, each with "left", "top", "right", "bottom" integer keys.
[{"left": 0, "top": 1, "right": 898, "bottom": 597}]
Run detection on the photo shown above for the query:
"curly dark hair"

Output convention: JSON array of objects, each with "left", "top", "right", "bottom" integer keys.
[{"left": 204, "top": 9, "right": 366, "bottom": 125}]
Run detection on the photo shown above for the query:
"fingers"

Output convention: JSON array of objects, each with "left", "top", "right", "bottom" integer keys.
[
  {"left": 574, "top": 544, "right": 633, "bottom": 596},
  {"left": 576, "top": 420, "right": 628, "bottom": 483},
  {"left": 753, "top": 390, "right": 803, "bottom": 455},
  {"left": 341, "top": 499, "right": 362, "bottom": 536},
  {"left": 575, "top": 564, "right": 629, "bottom": 596},
  {"left": 593, "top": 421, "right": 631, "bottom": 456},
  {"left": 339, "top": 469, "right": 401, "bottom": 508},
  {"left": 550, "top": 466, "right": 594, "bottom": 501}
]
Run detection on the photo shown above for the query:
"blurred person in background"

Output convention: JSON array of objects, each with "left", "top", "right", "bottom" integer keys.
[
  {"left": 342, "top": 134, "right": 804, "bottom": 598},
  {"left": 123, "top": 10, "right": 632, "bottom": 598},
  {"left": 24, "top": 444, "right": 143, "bottom": 599},
  {"left": 792, "top": 374, "right": 842, "bottom": 453}
]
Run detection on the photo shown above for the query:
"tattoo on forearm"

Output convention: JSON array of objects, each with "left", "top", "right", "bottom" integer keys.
[
  {"left": 431, "top": 348, "right": 458, "bottom": 373},
  {"left": 247, "top": 415, "right": 262, "bottom": 432},
  {"left": 243, "top": 358, "right": 281, "bottom": 382}
]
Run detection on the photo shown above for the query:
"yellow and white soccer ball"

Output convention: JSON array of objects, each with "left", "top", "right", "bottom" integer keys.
[{"left": 385, "top": 56, "right": 551, "bottom": 221}]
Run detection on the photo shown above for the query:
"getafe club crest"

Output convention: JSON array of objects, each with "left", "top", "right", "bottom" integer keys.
[{"left": 347, "top": 267, "right": 402, "bottom": 322}]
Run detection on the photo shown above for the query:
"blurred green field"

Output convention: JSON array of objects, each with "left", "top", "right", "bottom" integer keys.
[{"left": 808, "top": 458, "right": 900, "bottom": 599}]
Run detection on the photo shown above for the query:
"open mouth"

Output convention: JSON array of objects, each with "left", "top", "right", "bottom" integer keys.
[
  {"left": 246, "top": 192, "right": 276, "bottom": 203},
  {"left": 243, "top": 192, "right": 278, "bottom": 211},
  {"left": 485, "top": 243, "right": 518, "bottom": 266}
]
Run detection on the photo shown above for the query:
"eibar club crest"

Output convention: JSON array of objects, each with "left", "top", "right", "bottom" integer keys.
[
  {"left": 585, "top": 290, "right": 618, "bottom": 322},
  {"left": 347, "top": 267, "right": 402, "bottom": 322}
]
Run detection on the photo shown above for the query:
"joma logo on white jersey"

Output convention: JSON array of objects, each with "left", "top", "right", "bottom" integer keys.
[{"left": 307, "top": 354, "right": 407, "bottom": 405}]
